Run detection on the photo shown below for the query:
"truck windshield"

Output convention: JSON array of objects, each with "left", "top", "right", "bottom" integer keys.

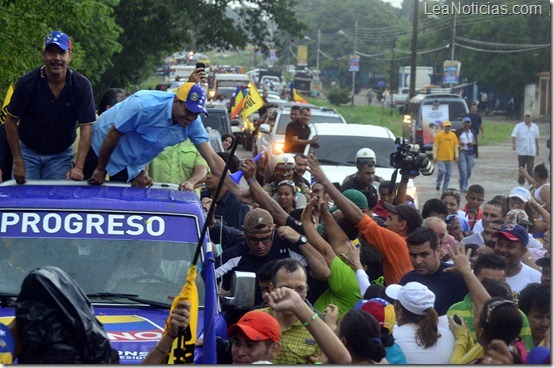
[{"left": 0, "top": 237, "right": 204, "bottom": 307}]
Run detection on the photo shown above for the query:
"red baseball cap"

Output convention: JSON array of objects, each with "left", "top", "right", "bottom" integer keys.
[{"left": 227, "top": 310, "right": 281, "bottom": 342}]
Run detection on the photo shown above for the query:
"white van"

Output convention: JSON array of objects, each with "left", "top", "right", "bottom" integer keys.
[
  {"left": 210, "top": 73, "right": 251, "bottom": 100},
  {"left": 403, "top": 92, "right": 469, "bottom": 154}
]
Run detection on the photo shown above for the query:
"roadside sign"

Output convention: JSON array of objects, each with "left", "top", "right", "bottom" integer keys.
[{"left": 349, "top": 54, "right": 360, "bottom": 72}]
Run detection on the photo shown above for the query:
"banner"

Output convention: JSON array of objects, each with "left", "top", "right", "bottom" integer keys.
[
  {"left": 297, "top": 45, "right": 308, "bottom": 66},
  {"left": 164, "top": 266, "right": 199, "bottom": 364},
  {"left": 443, "top": 60, "right": 461, "bottom": 84},
  {"left": 348, "top": 54, "right": 360, "bottom": 72},
  {"left": 1, "top": 84, "right": 14, "bottom": 125},
  {"left": 230, "top": 85, "right": 246, "bottom": 119},
  {"left": 289, "top": 81, "right": 308, "bottom": 104},
  {"left": 240, "top": 82, "right": 264, "bottom": 119}
]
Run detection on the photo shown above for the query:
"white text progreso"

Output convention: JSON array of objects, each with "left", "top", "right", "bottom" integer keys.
[{"left": 0, "top": 212, "right": 165, "bottom": 236}]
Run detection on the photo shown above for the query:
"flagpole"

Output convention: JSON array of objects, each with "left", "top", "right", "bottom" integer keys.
[{"left": 192, "top": 137, "right": 240, "bottom": 265}]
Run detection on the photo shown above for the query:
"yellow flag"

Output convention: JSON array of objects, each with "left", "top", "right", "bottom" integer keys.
[
  {"left": 0, "top": 84, "right": 14, "bottom": 125},
  {"left": 240, "top": 82, "right": 265, "bottom": 119},
  {"left": 164, "top": 265, "right": 199, "bottom": 364}
]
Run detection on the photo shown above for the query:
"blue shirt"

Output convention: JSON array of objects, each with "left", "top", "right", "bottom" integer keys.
[
  {"left": 7, "top": 66, "right": 95, "bottom": 154},
  {"left": 399, "top": 261, "right": 468, "bottom": 316},
  {"left": 91, "top": 90, "right": 208, "bottom": 181}
]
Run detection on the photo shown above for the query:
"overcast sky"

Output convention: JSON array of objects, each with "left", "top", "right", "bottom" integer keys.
[{"left": 383, "top": 0, "right": 402, "bottom": 8}]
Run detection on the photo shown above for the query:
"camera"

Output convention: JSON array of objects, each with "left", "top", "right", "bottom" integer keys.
[{"left": 389, "top": 138, "right": 434, "bottom": 177}]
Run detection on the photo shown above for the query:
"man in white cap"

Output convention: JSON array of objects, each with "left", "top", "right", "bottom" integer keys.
[{"left": 511, "top": 111, "right": 540, "bottom": 185}]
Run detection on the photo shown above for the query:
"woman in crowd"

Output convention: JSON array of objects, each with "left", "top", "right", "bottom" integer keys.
[
  {"left": 334, "top": 309, "right": 388, "bottom": 364},
  {"left": 385, "top": 282, "right": 455, "bottom": 364},
  {"left": 273, "top": 180, "right": 300, "bottom": 214},
  {"left": 221, "top": 134, "right": 235, "bottom": 152}
]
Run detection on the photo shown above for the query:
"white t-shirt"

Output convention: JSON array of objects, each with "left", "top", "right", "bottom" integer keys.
[
  {"left": 393, "top": 320, "right": 455, "bottom": 364},
  {"left": 506, "top": 262, "right": 541, "bottom": 294}
]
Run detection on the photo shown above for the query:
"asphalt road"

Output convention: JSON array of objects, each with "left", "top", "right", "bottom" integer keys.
[{"left": 234, "top": 123, "right": 551, "bottom": 211}]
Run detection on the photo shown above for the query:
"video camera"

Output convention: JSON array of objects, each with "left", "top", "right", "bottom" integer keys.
[{"left": 390, "top": 138, "right": 434, "bottom": 177}]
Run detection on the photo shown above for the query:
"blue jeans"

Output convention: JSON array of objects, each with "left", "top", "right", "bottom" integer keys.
[
  {"left": 18, "top": 142, "right": 74, "bottom": 180},
  {"left": 436, "top": 160, "right": 453, "bottom": 190},
  {"left": 458, "top": 151, "right": 475, "bottom": 191}
]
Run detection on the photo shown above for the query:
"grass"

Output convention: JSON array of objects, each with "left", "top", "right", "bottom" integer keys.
[
  {"left": 139, "top": 74, "right": 165, "bottom": 90},
  {"left": 306, "top": 95, "right": 515, "bottom": 146}
]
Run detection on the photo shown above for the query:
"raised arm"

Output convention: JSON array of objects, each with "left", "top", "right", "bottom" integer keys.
[
  {"left": 319, "top": 200, "right": 351, "bottom": 257},
  {"left": 307, "top": 154, "right": 364, "bottom": 225},
  {"left": 278, "top": 225, "right": 331, "bottom": 281},
  {"left": 242, "top": 158, "right": 288, "bottom": 226},
  {"left": 264, "top": 287, "right": 351, "bottom": 364},
  {"left": 444, "top": 243, "right": 490, "bottom": 315},
  {"left": 301, "top": 197, "right": 336, "bottom": 266}
]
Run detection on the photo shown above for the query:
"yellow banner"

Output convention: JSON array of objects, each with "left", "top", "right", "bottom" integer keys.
[
  {"left": 1, "top": 84, "right": 14, "bottom": 125},
  {"left": 164, "top": 265, "right": 198, "bottom": 364},
  {"left": 241, "top": 82, "right": 265, "bottom": 119},
  {"left": 297, "top": 45, "right": 308, "bottom": 66}
]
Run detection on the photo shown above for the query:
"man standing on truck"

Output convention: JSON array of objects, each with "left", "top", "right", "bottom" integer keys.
[
  {"left": 85, "top": 73, "right": 249, "bottom": 201},
  {"left": 5, "top": 31, "right": 96, "bottom": 184}
]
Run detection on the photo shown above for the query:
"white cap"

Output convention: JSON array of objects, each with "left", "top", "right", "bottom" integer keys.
[
  {"left": 356, "top": 148, "right": 376, "bottom": 161},
  {"left": 385, "top": 282, "right": 435, "bottom": 316},
  {"left": 274, "top": 153, "right": 295, "bottom": 169},
  {"left": 509, "top": 186, "right": 531, "bottom": 203}
]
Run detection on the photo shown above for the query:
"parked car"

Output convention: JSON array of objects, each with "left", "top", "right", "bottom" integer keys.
[
  {"left": 0, "top": 181, "right": 255, "bottom": 364},
  {"left": 304, "top": 123, "right": 419, "bottom": 208},
  {"left": 403, "top": 91, "right": 469, "bottom": 154},
  {"left": 201, "top": 103, "right": 233, "bottom": 152},
  {"left": 254, "top": 105, "right": 345, "bottom": 169}
]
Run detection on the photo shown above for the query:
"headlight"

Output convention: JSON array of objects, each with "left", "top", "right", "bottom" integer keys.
[
  {"left": 208, "top": 90, "right": 216, "bottom": 98},
  {"left": 272, "top": 142, "right": 285, "bottom": 155},
  {"left": 403, "top": 115, "right": 411, "bottom": 124}
]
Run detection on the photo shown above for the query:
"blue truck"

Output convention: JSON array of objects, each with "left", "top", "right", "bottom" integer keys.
[{"left": 0, "top": 180, "right": 244, "bottom": 364}]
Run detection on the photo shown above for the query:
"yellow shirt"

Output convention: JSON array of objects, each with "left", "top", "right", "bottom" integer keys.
[{"left": 433, "top": 130, "right": 459, "bottom": 161}]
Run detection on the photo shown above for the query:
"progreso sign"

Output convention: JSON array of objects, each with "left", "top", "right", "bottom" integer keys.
[{"left": 0, "top": 210, "right": 199, "bottom": 243}]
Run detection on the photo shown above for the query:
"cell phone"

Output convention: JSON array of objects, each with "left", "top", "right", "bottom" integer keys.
[
  {"left": 445, "top": 214, "right": 456, "bottom": 224},
  {"left": 453, "top": 314, "right": 462, "bottom": 324},
  {"left": 195, "top": 62, "right": 205, "bottom": 69}
]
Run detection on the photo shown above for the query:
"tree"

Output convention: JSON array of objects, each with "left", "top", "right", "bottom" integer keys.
[
  {"left": 94, "top": 0, "right": 306, "bottom": 98},
  {"left": 0, "top": 0, "right": 122, "bottom": 94}
]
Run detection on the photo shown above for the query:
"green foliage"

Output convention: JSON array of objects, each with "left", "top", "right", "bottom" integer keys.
[
  {"left": 0, "top": 0, "right": 122, "bottom": 93},
  {"left": 326, "top": 88, "right": 351, "bottom": 106}
]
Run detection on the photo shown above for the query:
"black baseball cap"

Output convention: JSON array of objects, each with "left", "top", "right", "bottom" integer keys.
[{"left": 383, "top": 202, "right": 423, "bottom": 233}]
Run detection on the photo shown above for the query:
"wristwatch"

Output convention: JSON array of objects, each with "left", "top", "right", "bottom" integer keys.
[{"left": 294, "top": 235, "right": 308, "bottom": 247}]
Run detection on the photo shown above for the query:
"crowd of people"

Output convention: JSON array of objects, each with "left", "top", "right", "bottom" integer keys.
[{"left": 0, "top": 30, "right": 551, "bottom": 365}]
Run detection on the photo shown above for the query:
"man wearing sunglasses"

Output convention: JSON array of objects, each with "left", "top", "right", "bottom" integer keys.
[{"left": 212, "top": 208, "right": 308, "bottom": 309}]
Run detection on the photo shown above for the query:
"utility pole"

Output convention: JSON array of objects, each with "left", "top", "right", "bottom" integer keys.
[
  {"left": 451, "top": 12, "right": 457, "bottom": 61},
  {"left": 351, "top": 20, "right": 358, "bottom": 106},
  {"left": 409, "top": 0, "right": 418, "bottom": 99},
  {"left": 316, "top": 29, "right": 321, "bottom": 72},
  {"left": 390, "top": 38, "right": 396, "bottom": 95}
]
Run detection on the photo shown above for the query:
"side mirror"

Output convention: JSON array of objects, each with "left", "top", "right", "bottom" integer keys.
[
  {"left": 259, "top": 124, "right": 271, "bottom": 134},
  {"left": 223, "top": 271, "right": 256, "bottom": 309},
  {"left": 231, "top": 119, "right": 240, "bottom": 126}
]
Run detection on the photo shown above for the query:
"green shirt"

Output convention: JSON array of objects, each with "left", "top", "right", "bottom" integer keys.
[
  {"left": 447, "top": 293, "right": 533, "bottom": 351},
  {"left": 149, "top": 139, "right": 207, "bottom": 196},
  {"left": 314, "top": 256, "right": 361, "bottom": 317}
]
